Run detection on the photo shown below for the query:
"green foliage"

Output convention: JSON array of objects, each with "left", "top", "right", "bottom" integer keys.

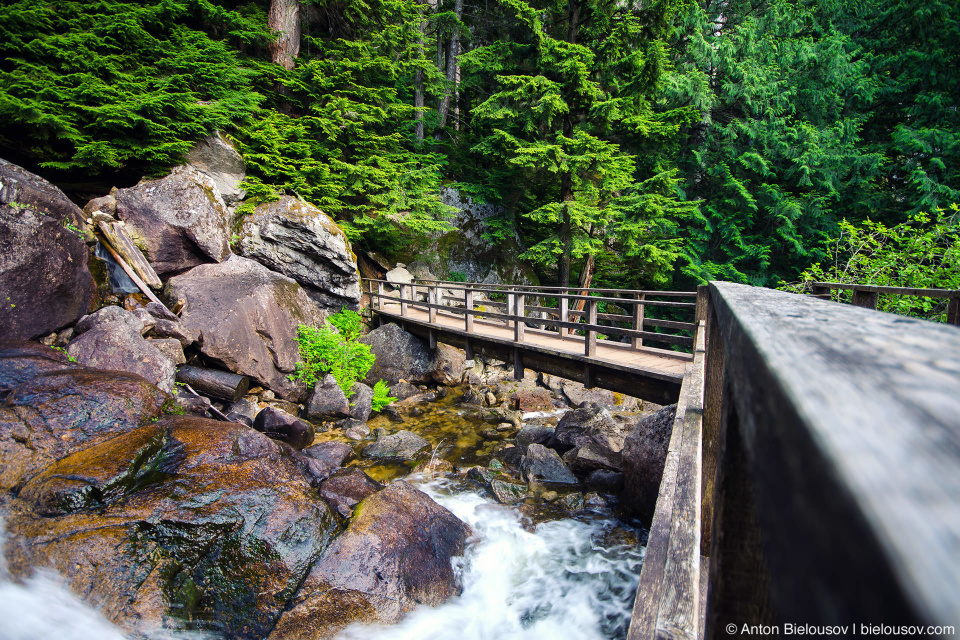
[
  {"left": 161, "top": 397, "right": 186, "bottom": 416},
  {"left": 0, "top": 0, "right": 267, "bottom": 174},
  {"left": 780, "top": 204, "right": 960, "bottom": 321},
  {"left": 50, "top": 345, "right": 78, "bottom": 363},
  {"left": 327, "top": 308, "right": 363, "bottom": 342},
  {"left": 291, "top": 324, "right": 375, "bottom": 397},
  {"left": 371, "top": 380, "right": 398, "bottom": 412}
]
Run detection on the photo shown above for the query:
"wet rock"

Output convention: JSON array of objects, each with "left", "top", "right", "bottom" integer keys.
[
  {"left": 497, "top": 422, "right": 515, "bottom": 432},
  {"left": 499, "top": 445, "right": 524, "bottom": 468},
  {"left": 319, "top": 468, "right": 383, "bottom": 517},
  {"left": 305, "top": 374, "right": 350, "bottom": 422},
  {"left": 237, "top": 196, "right": 361, "bottom": 311},
  {"left": 345, "top": 423, "right": 371, "bottom": 440},
  {"left": 382, "top": 406, "right": 404, "bottom": 423},
  {"left": 269, "top": 481, "right": 470, "bottom": 639},
  {"left": 348, "top": 382, "right": 374, "bottom": 422},
  {"left": 147, "top": 337, "right": 186, "bottom": 366},
  {"left": 460, "top": 385, "right": 486, "bottom": 406},
  {"left": 516, "top": 424, "right": 555, "bottom": 451},
  {"left": 0, "top": 158, "right": 95, "bottom": 340},
  {"left": 467, "top": 466, "right": 496, "bottom": 489},
  {"left": 185, "top": 131, "right": 247, "bottom": 205},
  {"left": 114, "top": 165, "right": 231, "bottom": 275},
  {"left": 521, "top": 444, "right": 578, "bottom": 485},
  {"left": 67, "top": 324, "right": 175, "bottom": 393},
  {"left": 490, "top": 479, "right": 528, "bottom": 504},
  {"left": 389, "top": 381, "right": 420, "bottom": 401},
  {"left": 362, "top": 430, "right": 430, "bottom": 461},
  {"left": 536, "top": 372, "right": 564, "bottom": 393},
  {"left": 395, "top": 390, "right": 439, "bottom": 407},
  {"left": 622, "top": 404, "right": 677, "bottom": 522},
  {"left": 174, "top": 393, "right": 212, "bottom": 417},
  {"left": 432, "top": 344, "right": 465, "bottom": 386},
  {"left": 511, "top": 387, "right": 554, "bottom": 412},
  {"left": 360, "top": 323, "right": 436, "bottom": 386},
  {"left": 165, "top": 255, "right": 325, "bottom": 401},
  {"left": 0, "top": 340, "right": 74, "bottom": 395},
  {"left": 0, "top": 369, "right": 166, "bottom": 491},
  {"left": 483, "top": 407, "right": 522, "bottom": 427},
  {"left": 584, "top": 492, "right": 608, "bottom": 509},
  {"left": 485, "top": 391, "right": 498, "bottom": 406},
  {"left": 7, "top": 417, "right": 339, "bottom": 639},
  {"left": 145, "top": 301, "right": 180, "bottom": 322},
  {"left": 253, "top": 407, "right": 315, "bottom": 450},
  {"left": 557, "top": 492, "right": 585, "bottom": 512},
  {"left": 480, "top": 428, "right": 499, "bottom": 440},
  {"left": 301, "top": 441, "right": 354, "bottom": 483},
  {"left": 84, "top": 193, "right": 116, "bottom": 218},
  {"left": 74, "top": 306, "right": 145, "bottom": 336},
  {"left": 586, "top": 469, "right": 625, "bottom": 494},
  {"left": 225, "top": 397, "right": 259, "bottom": 427}
]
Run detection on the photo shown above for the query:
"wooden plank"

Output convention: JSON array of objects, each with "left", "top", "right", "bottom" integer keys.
[
  {"left": 429, "top": 285, "right": 438, "bottom": 323},
  {"left": 515, "top": 294, "right": 525, "bottom": 343},
  {"left": 851, "top": 287, "right": 879, "bottom": 309},
  {"left": 633, "top": 293, "right": 646, "bottom": 349},
  {"left": 709, "top": 281, "right": 960, "bottom": 629},
  {"left": 585, "top": 299, "right": 598, "bottom": 357},
  {"left": 514, "top": 347, "right": 523, "bottom": 381},
  {"left": 98, "top": 221, "right": 162, "bottom": 289},
  {"left": 465, "top": 286, "right": 474, "bottom": 332},
  {"left": 96, "top": 233, "right": 165, "bottom": 307},
  {"left": 701, "top": 310, "right": 725, "bottom": 557},
  {"left": 813, "top": 282, "right": 960, "bottom": 298},
  {"left": 948, "top": 295, "right": 959, "bottom": 326}
]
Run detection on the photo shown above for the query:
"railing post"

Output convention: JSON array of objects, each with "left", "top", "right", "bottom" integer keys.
[
  {"left": 632, "top": 292, "right": 645, "bottom": 349},
  {"left": 429, "top": 283, "right": 437, "bottom": 323},
  {"left": 585, "top": 297, "right": 597, "bottom": 357},
  {"left": 376, "top": 281, "right": 384, "bottom": 310},
  {"left": 559, "top": 291, "right": 569, "bottom": 338},
  {"left": 948, "top": 292, "right": 960, "bottom": 326},
  {"left": 400, "top": 283, "right": 408, "bottom": 317},
  {"left": 507, "top": 287, "right": 515, "bottom": 329},
  {"left": 852, "top": 286, "right": 879, "bottom": 310},
  {"left": 515, "top": 293, "right": 525, "bottom": 343},
  {"left": 465, "top": 285, "right": 474, "bottom": 332}
]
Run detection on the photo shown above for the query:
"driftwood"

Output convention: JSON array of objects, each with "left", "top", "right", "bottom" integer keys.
[
  {"left": 177, "top": 382, "right": 232, "bottom": 422},
  {"left": 97, "top": 221, "right": 162, "bottom": 289},
  {"left": 176, "top": 365, "right": 250, "bottom": 403}
]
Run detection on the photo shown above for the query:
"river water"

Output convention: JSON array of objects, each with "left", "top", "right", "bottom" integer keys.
[{"left": 0, "top": 393, "right": 647, "bottom": 640}]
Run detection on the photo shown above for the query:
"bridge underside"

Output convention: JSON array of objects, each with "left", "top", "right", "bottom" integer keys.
[{"left": 372, "top": 308, "right": 685, "bottom": 405}]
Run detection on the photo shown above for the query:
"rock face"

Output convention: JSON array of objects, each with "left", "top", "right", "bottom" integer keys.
[
  {"left": 114, "top": 166, "right": 232, "bottom": 276},
  {"left": 0, "top": 158, "right": 95, "bottom": 340},
  {"left": 362, "top": 430, "right": 430, "bottom": 461},
  {"left": 165, "top": 255, "right": 326, "bottom": 400},
  {"left": 269, "top": 481, "right": 471, "bottom": 640},
  {"left": 5, "top": 417, "right": 340, "bottom": 640},
  {"left": 0, "top": 340, "right": 74, "bottom": 396},
  {"left": 185, "top": 132, "right": 247, "bottom": 205},
  {"left": 237, "top": 196, "right": 361, "bottom": 311},
  {"left": 360, "top": 323, "right": 436, "bottom": 386},
  {"left": 621, "top": 404, "right": 677, "bottom": 521},
  {"left": 67, "top": 323, "right": 176, "bottom": 393},
  {"left": 0, "top": 368, "right": 167, "bottom": 491}
]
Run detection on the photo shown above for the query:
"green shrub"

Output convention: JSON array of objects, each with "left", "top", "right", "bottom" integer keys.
[
  {"left": 327, "top": 308, "right": 362, "bottom": 341},
  {"left": 291, "top": 323, "right": 374, "bottom": 396},
  {"left": 371, "top": 380, "right": 397, "bottom": 412}
]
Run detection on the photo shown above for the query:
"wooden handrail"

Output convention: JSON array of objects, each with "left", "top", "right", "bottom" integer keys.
[{"left": 811, "top": 281, "right": 960, "bottom": 325}]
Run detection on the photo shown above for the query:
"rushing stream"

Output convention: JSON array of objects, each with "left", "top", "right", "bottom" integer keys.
[{"left": 0, "top": 389, "right": 647, "bottom": 640}]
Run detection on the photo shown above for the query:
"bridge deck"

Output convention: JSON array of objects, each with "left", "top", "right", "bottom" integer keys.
[{"left": 374, "top": 301, "right": 690, "bottom": 402}]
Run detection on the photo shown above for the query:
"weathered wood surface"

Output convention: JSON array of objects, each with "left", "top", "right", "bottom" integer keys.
[
  {"left": 709, "top": 281, "right": 960, "bottom": 629},
  {"left": 176, "top": 365, "right": 250, "bottom": 402},
  {"left": 96, "top": 228, "right": 165, "bottom": 307},
  {"left": 628, "top": 323, "right": 706, "bottom": 640},
  {"left": 97, "top": 221, "right": 162, "bottom": 289}
]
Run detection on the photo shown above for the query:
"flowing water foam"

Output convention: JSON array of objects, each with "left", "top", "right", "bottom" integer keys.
[{"left": 338, "top": 477, "right": 645, "bottom": 640}]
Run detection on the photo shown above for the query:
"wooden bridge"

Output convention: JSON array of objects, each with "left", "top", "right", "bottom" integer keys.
[{"left": 363, "top": 278, "right": 960, "bottom": 639}]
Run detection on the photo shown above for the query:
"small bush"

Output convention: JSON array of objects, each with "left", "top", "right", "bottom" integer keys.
[
  {"left": 371, "top": 380, "right": 397, "bottom": 412},
  {"left": 291, "top": 323, "right": 374, "bottom": 396},
  {"left": 327, "top": 308, "right": 362, "bottom": 341}
]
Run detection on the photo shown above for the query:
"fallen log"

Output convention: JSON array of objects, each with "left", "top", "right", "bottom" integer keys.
[
  {"left": 97, "top": 221, "right": 162, "bottom": 289},
  {"left": 176, "top": 365, "right": 250, "bottom": 403}
]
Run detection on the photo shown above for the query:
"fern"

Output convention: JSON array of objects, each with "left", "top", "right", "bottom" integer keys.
[{"left": 371, "top": 380, "right": 397, "bottom": 412}]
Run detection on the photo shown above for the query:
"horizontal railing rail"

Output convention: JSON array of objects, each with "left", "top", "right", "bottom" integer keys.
[
  {"left": 811, "top": 281, "right": 960, "bottom": 325},
  {"left": 362, "top": 278, "right": 698, "bottom": 354}
]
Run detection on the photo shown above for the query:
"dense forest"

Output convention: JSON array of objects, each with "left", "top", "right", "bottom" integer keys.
[{"left": 1, "top": 0, "right": 958, "bottom": 293}]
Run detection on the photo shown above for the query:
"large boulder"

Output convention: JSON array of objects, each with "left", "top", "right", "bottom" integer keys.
[
  {"left": 318, "top": 468, "right": 383, "bottom": 517},
  {"left": 67, "top": 323, "right": 176, "bottom": 393},
  {"left": 114, "top": 166, "right": 231, "bottom": 276},
  {"left": 268, "top": 481, "right": 471, "bottom": 640},
  {"left": 0, "top": 158, "right": 95, "bottom": 340},
  {"left": 362, "top": 430, "right": 430, "bottom": 461},
  {"left": 348, "top": 382, "right": 374, "bottom": 422},
  {"left": 0, "top": 340, "right": 75, "bottom": 396},
  {"left": 550, "top": 403, "right": 629, "bottom": 455},
  {"left": 0, "top": 369, "right": 167, "bottom": 491},
  {"left": 237, "top": 196, "right": 361, "bottom": 312},
  {"left": 432, "top": 344, "right": 466, "bottom": 386},
  {"left": 185, "top": 132, "right": 247, "bottom": 205},
  {"left": 5, "top": 417, "right": 340, "bottom": 639},
  {"left": 165, "top": 255, "right": 326, "bottom": 401},
  {"left": 359, "top": 323, "right": 435, "bottom": 386},
  {"left": 304, "top": 374, "right": 350, "bottom": 422},
  {"left": 621, "top": 404, "right": 677, "bottom": 522},
  {"left": 522, "top": 443, "right": 578, "bottom": 485}
]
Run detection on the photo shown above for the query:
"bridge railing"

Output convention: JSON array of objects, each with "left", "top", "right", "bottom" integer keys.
[
  {"left": 636, "top": 281, "right": 960, "bottom": 639},
  {"left": 810, "top": 281, "right": 960, "bottom": 325},
  {"left": 362, "top": 278, "right": 698, "bottom": 354}
]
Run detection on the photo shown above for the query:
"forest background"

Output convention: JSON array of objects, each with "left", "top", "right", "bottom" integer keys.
[{"left": 0, "top": 0, "right": 957, "bottom": 298}]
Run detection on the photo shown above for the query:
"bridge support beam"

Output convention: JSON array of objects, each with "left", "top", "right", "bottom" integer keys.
[{"left": 513, "top": 347, "right": 523, "bottom": 381}]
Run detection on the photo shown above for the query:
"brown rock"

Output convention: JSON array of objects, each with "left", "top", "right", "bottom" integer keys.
[
  {"left": 269, "top": 481, "right": 470, "bottom": 639},
  {"left": 0, "top": 340, "right": 74, "bottom": 394},
  {"left": 305, "top": 374, "right": 350, "bottom": 422},
  {"left": 621, "top": 404, "right": 677, "bottom": 522},
  {"left": 318, "top": 468, "right": 383, "bottom": 517},
  {"left": 432, "top": 344, "right": 466, "bottom": 386},
  {"left": 0, "top": 369, "right": 166, "bottom": 491},
  {"left": 6, "top": 417, "right": 339, "bottom": 639},
  {"left": 0, "top": 158, "right": 95, "bottom": 340},
  {"left": 67, "top": 324, "right": 176, "bottom": 393},
  {"left": 511, "top": 387, "right": 555, "bottom": 412}
]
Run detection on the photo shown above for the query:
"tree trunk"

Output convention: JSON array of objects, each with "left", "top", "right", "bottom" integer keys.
[
  {"left": 559, "top": 171, "right": 574, "bottom": 287},
  {"left": 268, "top": 0, "right": 301, "bottom": 70},
  {"left": 567, "top": 254, "right": 594, "bottom": 334},
  {"left": 437, "top": 0, "right": 463, "bottom": 129},
  {"left": 415, "top": 66, "right": 425, "bottom": 141}
]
